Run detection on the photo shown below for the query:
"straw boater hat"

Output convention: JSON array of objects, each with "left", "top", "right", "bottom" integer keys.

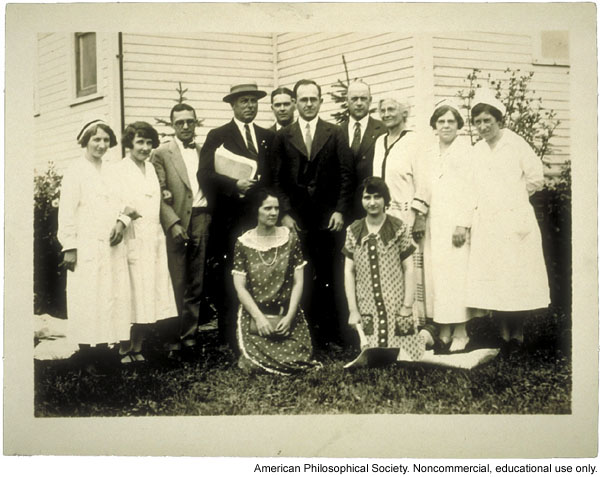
[
  {"left": 471, "top": 88, "right": 506, "bottom": 117},
  {"left": 223, "top": 82, "right": 267, "bottom": 103}
]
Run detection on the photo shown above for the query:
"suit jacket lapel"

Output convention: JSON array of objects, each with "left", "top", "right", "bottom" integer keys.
[
  {"left": 310, "top": 118, "right": 330, "bottom": 160},
  {"left": 168, "top": 140, "right": 192, "bottom": 191},
  {"left": 359, "top": 116, "right": 380, "bottom": 156},
  {"left": 228, "top": 120, "right": 249, "bottom": 157},
  {"left": 341, "top": 120, "right": 350, "bottom": 143},
  {"left": 287, "top": 121, "right": 309, "bottom": 159}
]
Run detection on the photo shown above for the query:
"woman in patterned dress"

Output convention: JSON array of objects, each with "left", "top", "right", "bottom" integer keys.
[
  {"left": 343, "top": 177, "right": 433, "bottom": 364},
  {"left": 232, "top": 188, "right": 321, "bottom": 374}
]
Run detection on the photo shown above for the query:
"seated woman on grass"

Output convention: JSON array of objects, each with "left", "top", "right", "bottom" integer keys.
[
  {"left": 232, "top": 188, "right": 321, "bottom": 375},
  {"left": 343, "top": 177, "right": 435, "bottom": 365}
]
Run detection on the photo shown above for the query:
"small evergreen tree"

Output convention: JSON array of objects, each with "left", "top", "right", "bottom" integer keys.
[{"left": 155, "top": 82, "right": 203, "bottom": 139}]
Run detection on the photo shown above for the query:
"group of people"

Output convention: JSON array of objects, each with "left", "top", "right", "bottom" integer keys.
[{"left": 57, "top": 77, "right": 550, "bottom": 375}]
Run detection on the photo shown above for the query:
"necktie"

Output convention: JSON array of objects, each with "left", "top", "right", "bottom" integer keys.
[
  {"left": 351, "top": 122, "right": 361, "bottom": 156},
  {"left": 244, "top": 124, "right": 258, "bottom": 158},
  {"left": 304, "top": 123, "right": 312, "bottom": 159}
]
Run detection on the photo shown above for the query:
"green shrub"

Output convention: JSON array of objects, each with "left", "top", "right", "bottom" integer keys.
[{"left": 34, "top": 163, "right": 66, "bottom": 317}]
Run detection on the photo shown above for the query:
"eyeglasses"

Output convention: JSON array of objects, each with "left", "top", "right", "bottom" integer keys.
[{"left": 174, "top": 119, "right": 196, "bottom": 127}]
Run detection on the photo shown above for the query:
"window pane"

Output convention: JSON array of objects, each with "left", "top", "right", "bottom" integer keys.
[
  {"left": 541, "top": 31, "right": 569, "bottom": 62},
  {"left": 75, "top": 32, "right": 97, "bottom": 97}
]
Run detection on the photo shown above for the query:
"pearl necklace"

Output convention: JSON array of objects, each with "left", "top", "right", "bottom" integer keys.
[{"left": 258, "top": 246, "right": 278, "bottom": 266}]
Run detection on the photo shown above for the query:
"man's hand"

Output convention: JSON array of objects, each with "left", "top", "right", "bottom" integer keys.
[
  {"left": 281, "top": 214, "right": 301, "bottom": 233},
  {"left": 60, "top": 249, "right": 77, "bottom": 272},
  {"left": 452, "top": 226, "right": 468, "bottom": 247},
  {"left": 328, "top": 212, "right": 344, "bottom": 232},
  {"left": 170, "top": 223, "right": 189, "bottom": 250},
  {"left": 412, "top": 213, "right": 426, "bottom": 242},
  {"left": 236, "top": 178, "right": 257, "bottom": 195},
  {"left": 109, "top": 221, "right": 126, "bottom": 246}
]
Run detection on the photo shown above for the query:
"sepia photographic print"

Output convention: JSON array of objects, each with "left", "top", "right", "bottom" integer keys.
[{"left": 5, "top": 1, "right": 598, "bottom": 459}]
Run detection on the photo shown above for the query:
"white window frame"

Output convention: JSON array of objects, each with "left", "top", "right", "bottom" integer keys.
[
  {"left": 69, "top": 32, "right": 103, "bottom": 106},
  {"left": 532, "top": 31, "right": 569, "bottom": 67}
]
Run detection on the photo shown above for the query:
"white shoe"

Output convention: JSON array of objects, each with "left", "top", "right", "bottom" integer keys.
[{"left": 449, "top": 336, "right": 469, "bottom": 353}]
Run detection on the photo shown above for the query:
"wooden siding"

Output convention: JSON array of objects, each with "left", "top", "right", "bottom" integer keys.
[
  {"left": 34, "top": 33, "right": 120, "bottom": 173},
  {"left": 430, "top": 32, "right": 570, "bottom": 177},
  {"left": 275, "top": 33, "right": 417, "bottom": 128},
  {"left": 121, "top": 33, "right": 276, "bottom": 143}
]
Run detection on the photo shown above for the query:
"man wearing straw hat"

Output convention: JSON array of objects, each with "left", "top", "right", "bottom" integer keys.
[{"left": 199, "top": 82, "right": 276, "bottom": 350}]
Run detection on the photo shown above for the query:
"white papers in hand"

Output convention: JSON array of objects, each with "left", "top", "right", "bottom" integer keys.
[{"left": 214, "top": 145, "right": 257, "bottom": 181}]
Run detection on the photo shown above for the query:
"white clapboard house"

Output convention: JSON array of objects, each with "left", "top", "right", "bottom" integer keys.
[{"left": 34, "top": 32, "right": 570, "bottom": 176}]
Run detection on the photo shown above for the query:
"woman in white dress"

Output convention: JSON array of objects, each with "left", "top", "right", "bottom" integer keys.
[
  {"left": 113, "top": 122, "right": 178, "bottom": 362},
  {"left": 58, "top": 120, "right": 133, "bottom": 373},
  {"left": 372, "top": 94, "right": 430, "bottom": 323},
  {"left": 421, "top": 100, "right": 476, "bottom": 352},
  {"left": 466, "top": 90, "right": 550, "bottom": 353}
]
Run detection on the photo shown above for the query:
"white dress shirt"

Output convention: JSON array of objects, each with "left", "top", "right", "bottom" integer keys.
[
  {"left": 174, "top": 137, "right": 207, "bottom": 208},
  {"left": 297, "top": 116, "right": 319, "bottom": 151},
  {"left": 347, "top": 115, "right": 370, "bottom": 144},
  {"left": 233, "top": 117, "right": 258, "bottom": 152}
]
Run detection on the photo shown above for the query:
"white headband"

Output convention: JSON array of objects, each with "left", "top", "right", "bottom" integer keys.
[
  {"left": 77, "top": 119, "right": 108, "bottom": 143},
  {"left": 471, "top": 89, "right": 506, "bottom": 117}
]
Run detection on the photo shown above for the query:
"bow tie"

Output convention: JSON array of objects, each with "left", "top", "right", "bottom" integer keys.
[{"left": 183, "top": 141, "right": 196, "bottom": 149}]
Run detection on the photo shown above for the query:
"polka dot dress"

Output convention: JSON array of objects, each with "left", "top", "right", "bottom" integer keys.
[
  {"left": 233, "top": 227, "right": 321, "bottom": 375},
  {"left": 343, "top": 215, "right": 426, "bottom": 361}
]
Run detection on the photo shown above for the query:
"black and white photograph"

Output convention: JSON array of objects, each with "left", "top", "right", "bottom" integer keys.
[{"left": 4, "top": 1, "right": 598, "bottom": 460}]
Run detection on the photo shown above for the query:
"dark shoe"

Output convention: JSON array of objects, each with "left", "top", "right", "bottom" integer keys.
[{"left": 507, "top": 338, "right": 524, "bottom": 355}]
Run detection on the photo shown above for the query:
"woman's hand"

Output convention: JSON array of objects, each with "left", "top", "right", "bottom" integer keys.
[
  {"left": 452, "top": 226, "right": 468, "bottom": 247},
  {"left": 274, "top": 314, "right": 294, "bottom": 337},
  {"left": 399, "top": 304, "right": 413, "bottom": 318},
  {"left": 60, "top": 249, "right": 77, "bottom": 272},
  {"left": 109, "top": 221, "right": 126, "bottom": 246},
  {"left": 161, "top": 189, "right": 173, "bottom": 205},
  {"left": 348, "top": 310, "right": 362, "bottom": 328},
  {"left": 412, "top": 214, "right": 426, "bottom": 242},
  {"left": 254, "top": 314, "right": 275, "bottom": 337},
  {"left": 123, "top": 206, "right": 142, "bottom": 220}
]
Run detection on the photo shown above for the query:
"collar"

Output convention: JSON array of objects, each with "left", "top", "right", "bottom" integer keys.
[
  {"left": 350, "top": 115, "right": 370, "bottom": 132},
  {"left": 348, "top": 214, "right": 407, "bottom": 249},
  {"left": 174, "top": 136, "right": 195, "bottom": 152},
  {"left": 297, "top": 116, "right": 319, "bottom": 133},
  {"left": 233, "top": 117, "right": 255, "bottom": 134},
  {"left": 238, "top": 226, "right": 290, "bottom": 251}
]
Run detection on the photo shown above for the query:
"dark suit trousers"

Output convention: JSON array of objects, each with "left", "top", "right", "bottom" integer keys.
[
  {"left": 301, "top": 227, "right": 349, "bottom": 348},
  {"left": 164, "top": 210, "right": 211, "bottom": 349}
]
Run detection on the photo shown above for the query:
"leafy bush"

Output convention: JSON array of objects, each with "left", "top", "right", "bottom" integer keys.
[{"left": 34, "top": 163, "right": 67, "bottom": 317}]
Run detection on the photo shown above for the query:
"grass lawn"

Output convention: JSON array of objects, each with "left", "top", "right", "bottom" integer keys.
[{"left": 34, "top": 311, "right": 571, "bottom": 416}]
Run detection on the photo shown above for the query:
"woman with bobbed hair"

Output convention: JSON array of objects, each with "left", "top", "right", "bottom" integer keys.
[
  {"left": 232, "top": 187, "right": 321, "bottom": 375},
  {"left": 58, "top": 120, "right": 133, "bottom": 373},
  {"left": 466, "top": 89, "right": 549, "bottom": 353},
  {"left": 112, "top": 121, "right": 177, "bottom": 363},
  {"left": 343, "top": 177, "right": 434, "bottom": 365},
  {"left": 421, "top": 99, "right": 476, "bottom": 352}
]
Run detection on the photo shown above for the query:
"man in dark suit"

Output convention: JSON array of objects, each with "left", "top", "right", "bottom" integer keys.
[
  {"left": 269, "top": 87, "right": 296, "bottom": 132},
  {"left": 199, "top": 82, "right": 275, "bottom": 349},
  {"left": 341, "top": 80, "right": 386, "bottom": 220},
  {"left": 151, "top": 103, "right": 212, "bottom": 358},
  {"left": 272, "top": 79, "right": 354, "bottom": 351}
]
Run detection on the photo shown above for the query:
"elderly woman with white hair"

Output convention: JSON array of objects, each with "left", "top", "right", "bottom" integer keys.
[
  {"left": 372, "top": 94, "right": 430, "bottom": 324},
  {"left": 466, "top": 90, "right": 549, "bottom": 354}
]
